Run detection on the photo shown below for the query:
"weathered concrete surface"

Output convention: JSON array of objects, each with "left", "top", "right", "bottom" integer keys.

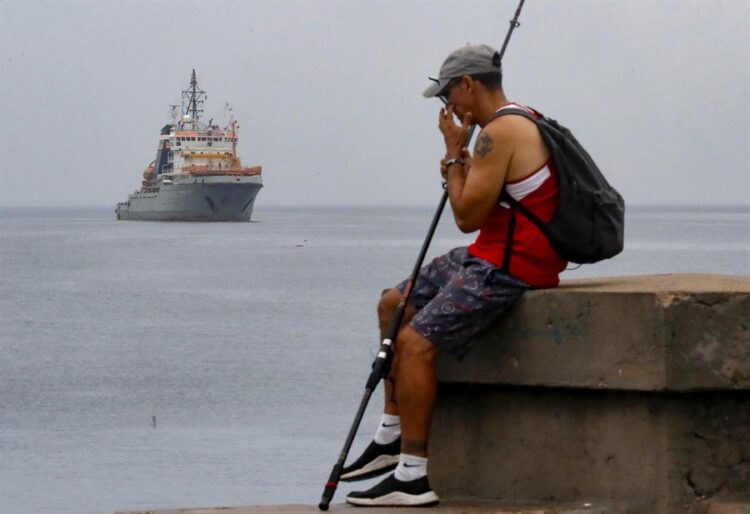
[
  {"left": 431, "top": 274, "right": 750, "bottom": 514},
  {"left": 437, "top": 274, "right": 750, "bottom": 391},
  {"left": 116, "top": 500, "right": 632, "bottom": 514},
  {"left": 430, "top": 387, "right": 749, "bottom": 513},
  {"left": 708, "top": 503, "right": 750, "bottom": 514}
]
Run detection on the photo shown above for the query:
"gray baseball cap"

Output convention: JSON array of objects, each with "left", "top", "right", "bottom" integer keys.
[{"left": 423, "top": 44, "right": 501, "bottom": 98}]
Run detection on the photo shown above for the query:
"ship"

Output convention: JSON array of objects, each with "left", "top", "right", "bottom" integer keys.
[{"left": 116, "top": 70, "right": 263, "bottom": 221}]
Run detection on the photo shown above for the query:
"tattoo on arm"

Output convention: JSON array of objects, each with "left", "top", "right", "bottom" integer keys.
[
  {"left": 474, "top": 131, "right": 494, "bottom": 157},
  {"left": 402, "top": 438, "right": 428, "bottom": 455}
]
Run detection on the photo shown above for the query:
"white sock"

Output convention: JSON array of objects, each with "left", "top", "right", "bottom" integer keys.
[
  {"left": 373, "top": 413, "right": 400, "bottom": 444},
  {"left": 394, "top": 453, "right": 428, "bottom": 481}
]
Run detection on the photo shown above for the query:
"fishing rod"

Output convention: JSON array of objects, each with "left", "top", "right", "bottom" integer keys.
[{"left": 317, "top": 1, "right": 525, "bottom": 510}]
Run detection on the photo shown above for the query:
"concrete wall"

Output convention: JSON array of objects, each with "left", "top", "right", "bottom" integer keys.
[{"left": 430, "top": 274, "right": 750, "bottom": 514}]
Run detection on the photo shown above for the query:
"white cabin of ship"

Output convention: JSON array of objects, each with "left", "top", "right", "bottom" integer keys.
[{"left": 167, "top": 129, "right": 239, "bottom": 172}]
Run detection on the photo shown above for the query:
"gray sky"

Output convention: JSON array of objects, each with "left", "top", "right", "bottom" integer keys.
[{"left": 1, "top": 0, "right": 748, "bottom": 207}]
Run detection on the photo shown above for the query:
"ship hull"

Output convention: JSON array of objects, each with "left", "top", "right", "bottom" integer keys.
[{"left": 116, "top": 178, "right": 262, "bottom": 221}]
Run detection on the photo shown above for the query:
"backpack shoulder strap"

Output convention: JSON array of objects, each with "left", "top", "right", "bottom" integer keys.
[
  {"left": 492, "top": 106, "right": 538, "bottom": 123},
  {"left": 499, "top": 189, "right": 548, "bottom": 236},
  {"left": 494, "top": 107, "right": 551, "bottom": 236}
]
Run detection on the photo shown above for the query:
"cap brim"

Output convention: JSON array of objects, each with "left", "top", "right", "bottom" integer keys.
[{"left": 422, "top": 79, "right": 446, "bottom": 98}]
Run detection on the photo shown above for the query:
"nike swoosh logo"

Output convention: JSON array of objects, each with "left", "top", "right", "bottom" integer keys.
[
  {"left": 403, "top": 463, "right": 421, "bottom": 467},
  {"left": 381, "top": 422, "right": 400, "bottom": 427}
]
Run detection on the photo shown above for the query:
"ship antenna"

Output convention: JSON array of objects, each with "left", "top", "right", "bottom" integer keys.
[
  {"left": 182, "top": 68, "right": 206, "bottom": 127},
  {"left": 225, "top": 102, "right": 235, "bottom": 127},
  {"left": 231, "top": 118, "right": 239, "bottom": 159},
  {"left": 190, "top": 68, "right": 198, "bottom": 120},
  {"left": 191, "top": 69, "right": 197, "bottom": 120}
]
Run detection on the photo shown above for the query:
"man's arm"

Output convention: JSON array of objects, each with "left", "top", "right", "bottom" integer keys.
[{"left": 440, "top": 109, "right": 514, "bottom": 233}]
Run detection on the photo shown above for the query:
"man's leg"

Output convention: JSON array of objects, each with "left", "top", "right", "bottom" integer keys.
[
  {"left": 340, "top": 287, "right": 419, "bottom": 481},
  {"left": 392, "top": 325, "right": 438, "bottom": 458},
  {"left": 378, "top": 288, "right": 419, "bottom": 417},
  {"left": 342, "top": 247, "right": 468, "bottom": 485},
  {"left": 346, "top": 248, "right": 529, "bottom": 505},
  {"left": 344, "top": 323, "right": 441, "bottom": 507}
]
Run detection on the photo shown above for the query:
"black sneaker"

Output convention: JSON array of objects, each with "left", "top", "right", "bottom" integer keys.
[
  {"left": 346, "top": 473, "right": 439, "bottom": 507},
  {"left": 340, "top": 438, "right": 400, "bottom": 482}
]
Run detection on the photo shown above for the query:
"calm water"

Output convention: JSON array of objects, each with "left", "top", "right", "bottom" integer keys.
[{"left": 1, "top": 205, "right": 748, "bottom": 514}]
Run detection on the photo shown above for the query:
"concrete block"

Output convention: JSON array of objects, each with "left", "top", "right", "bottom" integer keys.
[
  {"left": 431, "top": 274, "right": 750, "bottom": 514},
  {"left": 436, "top": 274, "right": 750, "bottom": 391},
  {"left": 430, "top": 386, "right": 749, "bottom": 513}
]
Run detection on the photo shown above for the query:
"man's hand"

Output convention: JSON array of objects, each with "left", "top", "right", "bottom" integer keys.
[{"left": 438, "top": 105, "right": 473, "bottom": 158}]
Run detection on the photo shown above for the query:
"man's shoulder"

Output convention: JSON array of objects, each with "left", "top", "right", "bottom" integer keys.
[
  {"left": 488, "top": 107, "right": 538, "bottom": 129},
  {"left": 481, "top": 110, "right": 538, "bottom": 145}
]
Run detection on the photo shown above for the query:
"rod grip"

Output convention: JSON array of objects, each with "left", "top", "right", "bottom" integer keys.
[{"left": 318, "top": 463, "right": 343, "bottom": 510}]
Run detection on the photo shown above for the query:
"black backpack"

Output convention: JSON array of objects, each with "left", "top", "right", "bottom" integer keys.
[{"left": 494, "top": 107, "right": 625, "bottom": 264}]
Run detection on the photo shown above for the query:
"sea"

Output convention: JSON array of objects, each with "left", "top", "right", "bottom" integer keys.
[{"left": 1, "top": 205, "right": 748, "bottom": 514}]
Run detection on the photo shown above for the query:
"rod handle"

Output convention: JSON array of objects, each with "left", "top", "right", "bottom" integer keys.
[{"left": 319, "top": 463, "right": 343, "bottom": 510}]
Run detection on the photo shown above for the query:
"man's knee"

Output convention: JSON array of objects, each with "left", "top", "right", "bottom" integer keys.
[
  {"left": 378, "top": 288, "right": 402, "bottom": 323},
  {"left": 395, "top": 326, "right": 438, "bottom": 364}
]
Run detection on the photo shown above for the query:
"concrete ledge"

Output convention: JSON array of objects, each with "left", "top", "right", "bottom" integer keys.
[
  {"left": 431, "top": 274, "right": 750, "bottom": 514},
  {"left": 436, "top": 274, "right": 750, "bottom": 391}
]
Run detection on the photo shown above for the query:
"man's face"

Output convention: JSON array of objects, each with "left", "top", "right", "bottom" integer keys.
[
  {"left": 439, "top": 77, "right": 470, "bottom": 121},
  {"left": 437, "top": 77, "right": 461, "bottom": 106}
]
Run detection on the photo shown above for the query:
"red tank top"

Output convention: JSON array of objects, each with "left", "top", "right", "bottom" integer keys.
[{"left": 467, "top": 105, "right": 567, "bottom": 288}]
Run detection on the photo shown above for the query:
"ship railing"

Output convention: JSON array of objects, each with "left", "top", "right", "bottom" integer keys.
[
  {"left": 181, "top": 164, "right": 262, "bottom": 176},
  {"left": 183, "top": 152, "right": 234, "bottom": 159}
]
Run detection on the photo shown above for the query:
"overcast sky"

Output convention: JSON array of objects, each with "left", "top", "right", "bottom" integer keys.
[{"left": 1, "top": 0, "right": 748, "bottom": 207}]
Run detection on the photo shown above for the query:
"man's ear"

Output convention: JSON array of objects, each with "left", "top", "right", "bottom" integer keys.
[{"left": 462, "top": 75, "right": 478, "bottom": 94}]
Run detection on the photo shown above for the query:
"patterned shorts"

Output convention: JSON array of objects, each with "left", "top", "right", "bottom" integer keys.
[{"left": 396, "top": 247, "right": 528, "bottom": 359}]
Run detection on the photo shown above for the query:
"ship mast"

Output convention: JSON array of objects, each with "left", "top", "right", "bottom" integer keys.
[
  {"left": 181, "top": 69, "right": 206, "bottom": 128},
  {"left": 225, "top": 102, "right": 239, "bottom": 160}
]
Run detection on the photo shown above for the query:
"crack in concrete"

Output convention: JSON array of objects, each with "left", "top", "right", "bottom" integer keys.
[
  {"left": 695, "top": 297, "right": 730, "bottom": 308},
  {"left": 659, "top": 292, "right": 740, "bottom": 309},
  {"left": 686, "top": 469, "right": 704, "bottom": 499}
]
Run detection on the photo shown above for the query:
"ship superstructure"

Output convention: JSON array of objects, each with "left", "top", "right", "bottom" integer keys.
[{"left": 116, "top": 70, "right": 263, "bottom": 221}]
